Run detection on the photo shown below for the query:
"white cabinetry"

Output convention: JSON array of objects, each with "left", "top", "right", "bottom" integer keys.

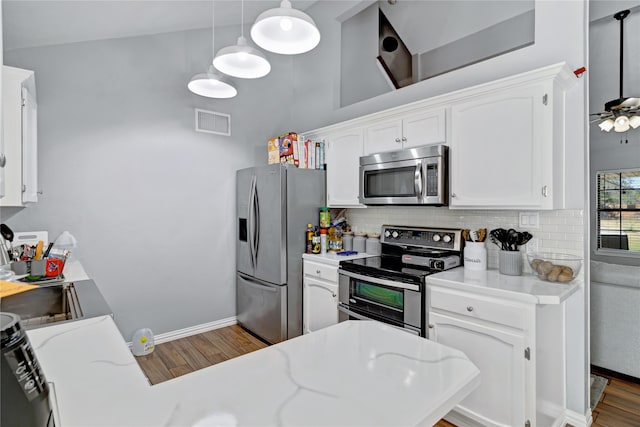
[
  {"left": 428, "top": 282, "right": 566, "bottom": 427},
  {"left": 363, "top": 108, "right": 446, "bottom": 155},
  {"left": 1, "top": 66, "right": 38, "bottom": 207},
  {"left": 325, "top": 128, "right": 364, "bottom": 207},
  {"left": 449, "top": 66, "right": 572, "bottom": 210},
  {"left": 303, "top": 259, "right": 339, "bottom": 334}
]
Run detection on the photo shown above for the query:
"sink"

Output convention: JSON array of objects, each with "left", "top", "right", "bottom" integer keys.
[{"left": 0, "top": 280, "right": 112, "bottom": 329}]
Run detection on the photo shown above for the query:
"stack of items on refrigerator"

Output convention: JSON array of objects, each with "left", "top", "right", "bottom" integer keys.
[{"left": 267, "top": 132, "right": 325, "bottom": 169}]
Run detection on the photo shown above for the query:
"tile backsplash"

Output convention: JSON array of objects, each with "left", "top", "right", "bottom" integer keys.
[{"left": 345, "top": 207, "right": 584, "bottom": 270}]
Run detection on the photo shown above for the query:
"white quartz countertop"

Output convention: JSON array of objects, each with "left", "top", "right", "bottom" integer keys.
[
  {"left": 303, "top": 251, "right": 374, "bottom": 266},
  {"left": 427, "top": 267, "right": 582, "bottom": 304},
  {"left": 27, "top": 316, "right": 479, "bottom": 427}
]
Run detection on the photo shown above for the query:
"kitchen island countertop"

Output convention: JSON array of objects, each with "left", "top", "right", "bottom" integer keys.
[
  {"left": 427, "top": 267, "right": 582, "bottom": 304},
  {"left": 27, "top": 316, "right": 479, "bottom": 427}
]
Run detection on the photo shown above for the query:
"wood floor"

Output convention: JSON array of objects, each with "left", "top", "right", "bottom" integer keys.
[
  {"left": 135, "top": 325, "right": 640, "bottom": 427},
  {"left": 591, "top": 369, "right": 640, "bottom": 427},
  {"left": 135, "top": 324, "right": 267, "bottom": 385}
]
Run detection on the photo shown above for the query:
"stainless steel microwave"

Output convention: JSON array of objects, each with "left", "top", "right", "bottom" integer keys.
[{"left": 359, "top": 144, "right": 448, "bottom": 205}]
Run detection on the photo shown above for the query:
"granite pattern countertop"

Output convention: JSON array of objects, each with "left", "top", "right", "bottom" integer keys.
[
  {"left": 27, "top": 316, "right": 479, "bottom": 427},
  {"left": 427, "top": 267, "right": 582, "bottom": 304}
]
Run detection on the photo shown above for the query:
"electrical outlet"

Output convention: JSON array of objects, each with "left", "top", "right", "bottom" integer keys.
[{"left": 519, "top": 212, "right": 540, "bottom": 229}]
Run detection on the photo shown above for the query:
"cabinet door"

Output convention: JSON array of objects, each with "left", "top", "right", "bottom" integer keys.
[
  {"left": 430, "top": 312, "right": 527, "bottom": 427},
  {"left": 449, "top": 84, "right": 552, "bottom": 209},
  {"left": 325, "top": 128, "right": 364, "bottom": 207},
  {"left": 363, "top": 119, "right": 402, "bottom": 155},
  {"left": 303, "top": 277, "right": 338, "bottom": 334},
  {"left": 401, "top": 108, "right": 446, "bottom": 149}
]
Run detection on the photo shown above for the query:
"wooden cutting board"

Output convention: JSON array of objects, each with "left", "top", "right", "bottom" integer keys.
[{"left": 0, "top": 280, "right": 39, "bottom": 298}]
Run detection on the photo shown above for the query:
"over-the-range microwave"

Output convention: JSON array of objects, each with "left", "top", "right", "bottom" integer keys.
[{"left": 359, "top": 144, "right": 448, "bottom": 206}]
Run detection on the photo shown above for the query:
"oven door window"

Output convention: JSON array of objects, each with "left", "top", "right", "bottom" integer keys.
[
  {"left": 354, "top": 282, "right": 403, "bottom": 310},
  {"left": 363, "top": 166, "right": 418, "bottom": 198}
]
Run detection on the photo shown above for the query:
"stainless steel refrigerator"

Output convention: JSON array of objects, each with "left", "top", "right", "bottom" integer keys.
[{"left": 236, "top": 164, "right": 325, "bottom": 344}]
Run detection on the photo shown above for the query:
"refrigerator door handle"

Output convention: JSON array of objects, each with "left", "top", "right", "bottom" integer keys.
[
  {"left": 253, "top": 179, "right": 260, "bottom": 267},
  {"left": 238, "top": 273, "right": 278, "bottom": 293},
  {"left": 248, "top": 175, "right": 257, "bottom": 270}
]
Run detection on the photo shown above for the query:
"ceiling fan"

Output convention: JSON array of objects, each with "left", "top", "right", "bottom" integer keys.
[{"left": 590, "top": 9, "right": 640, "bottom": 138}]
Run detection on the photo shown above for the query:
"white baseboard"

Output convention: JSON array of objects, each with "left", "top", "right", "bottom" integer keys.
[
  {"left": 563, "top": 408, "right": 592, "bottom": 427},
  {"left": 127, "top": 316, "right": 237, "bottom": 348}
]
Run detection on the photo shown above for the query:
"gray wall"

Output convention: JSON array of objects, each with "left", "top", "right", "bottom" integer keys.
[
  {"left": 2, "top": 27, "right": 293, "bottom": 340},
  {"left": 589, "top": 1, "right": 640, "bottom": 266}
]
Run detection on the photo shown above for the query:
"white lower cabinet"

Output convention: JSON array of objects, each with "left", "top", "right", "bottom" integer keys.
[
  {"left": 303, "top": 259, "right": 339, "bottom": 334},
  {"left": 429, "top": 312, "right": 527, "bottom": 427},
  {"left": 428, "top": 284, "right": 566, "bottom": 427}
]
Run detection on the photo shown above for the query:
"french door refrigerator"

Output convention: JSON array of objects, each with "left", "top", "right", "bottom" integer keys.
[{"left": 236, "top": 164, "right": 325, "bottom": 344}]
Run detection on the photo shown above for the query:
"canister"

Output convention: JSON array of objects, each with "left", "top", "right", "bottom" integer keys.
[
  {"left": 463, "top": 242, "right": 487, "bottom": 271},
  {"left": 1, "top": 312, "right": 53, "bottom": 427},
  {"left": 319, "top": 207, "right": 330, "bottom": 228},
  {"left": 366, "top": 236, "right": 381, "bottom": 255},
  {"left": 353, "top": 234, "right": 366, "bottom": 253},
  {"left": 343, "top": 233, "right": 353, "bottom": 251}
]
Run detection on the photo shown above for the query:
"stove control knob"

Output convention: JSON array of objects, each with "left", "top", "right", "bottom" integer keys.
[
  {"left": 384, "top": 230, "right": 391, "bottom": 238},
  {"left": 443, "top": 235, "right": 452, "bottom": 243},
  {"left": 392, "top": 231, "right": 399, "bottom": 239},
  {"left": 432, "top": 234, "right": 441, "bottom": 242},
  {"left": 430, "top": 260, "right": 444, "bottom": 270}
]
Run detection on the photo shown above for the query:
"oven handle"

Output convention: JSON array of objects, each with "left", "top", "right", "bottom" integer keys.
[
  {"left": 338, "top": 270, "right": 420, "bottom": 292},
  {"left": 337, "top": 304, "right": 373, "bottom": 321},
  {"left": 338, "top": 304, "right": 422, "bottom": 336}
]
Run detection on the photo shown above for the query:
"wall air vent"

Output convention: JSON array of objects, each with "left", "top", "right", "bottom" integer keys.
[{"left": 195, "top": 108, "right": 231, "bottom": 136}]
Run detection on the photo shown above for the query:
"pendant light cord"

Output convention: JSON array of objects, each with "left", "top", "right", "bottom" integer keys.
[
  {"left": 241, "top": 0, "right": 245, "bottom": 37},
  {"left": 614, "top": 10, "right": 630, "bottom": 99},
  {"left": 211, "top": 0, "right": 215, "bottom": 59}
]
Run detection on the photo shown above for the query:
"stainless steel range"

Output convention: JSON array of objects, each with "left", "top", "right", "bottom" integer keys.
[{"left": 338, "top": 225, "right": 464, "bottom": 337}]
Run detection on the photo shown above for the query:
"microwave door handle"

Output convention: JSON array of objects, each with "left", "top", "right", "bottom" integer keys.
[{"left": 414, "top": 163, "right": 423, "bottom": 198}]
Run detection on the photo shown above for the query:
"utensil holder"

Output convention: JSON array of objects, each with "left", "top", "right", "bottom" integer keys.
[
  {"left": 464, "top": 242, "right": 487, "bottom": 271},
  {"left": 499, "top": 250, "right": 523, "bottom": 276}
]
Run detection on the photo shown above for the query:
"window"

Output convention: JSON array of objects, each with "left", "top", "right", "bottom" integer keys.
[{"left": 597, "top": 169, "right": 640, "bottom": 253}]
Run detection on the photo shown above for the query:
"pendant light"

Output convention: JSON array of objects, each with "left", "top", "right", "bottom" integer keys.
[
  {"left": 591, "top": 10, "right": 640, "bottom": 134},
  {"left": 251, "top": 0, "right": 320, "bottom": 55},
  {"left": 213, "top": 0, "right": 271, "bottom": 79},
  {"left": 188, "top": 1, "right": 237, "bottom": 98}
]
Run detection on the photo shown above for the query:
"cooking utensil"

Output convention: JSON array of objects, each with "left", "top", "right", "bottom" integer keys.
[
  {"left": 34, "top": 241, "right": 44, "bottom": 260},
  {"left": 507, "top": 229, "right": 519, "bottom": 251},
  {"left": 477, "top": 228, "right": 487, "bottom": 242},
  {"left": 0, "top": 224, "right": 15, "bottom": 261},
  {"left": 489, "top": 228, "right": 509, "bottom": 250},
  {"left": 517, "top": 231, "right": 533, "bottom": 247}
]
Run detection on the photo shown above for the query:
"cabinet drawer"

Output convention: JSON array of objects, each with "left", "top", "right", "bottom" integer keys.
[
  {"left": 303, "top": 260, "right": 338, "bottom": 283},
  {"left": 429, "top": 287, "right": 525, "bottom": 329}
]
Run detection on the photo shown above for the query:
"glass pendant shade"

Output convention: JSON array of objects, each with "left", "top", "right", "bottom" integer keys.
[
  {"left": 614, "top": 115, "right": 630, "bottom": 132},
  {"left": 251, "top": 0, "right": 320, "bottom": 55},
  {"left": 599, "top": 119, "right": 615, "bottom": 132},
  {"left": 629, "top": 115, "right": 640, "bottom": 129},
  {"left": 188, "top": 67, "right": 237, "bottom": 98},
  {"left": 213, "top": 36, "right": 271, "bottom": 79}
]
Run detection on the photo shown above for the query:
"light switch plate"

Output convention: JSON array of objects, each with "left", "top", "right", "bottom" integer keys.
[{"left": 519, "top": 212, "right": 540, "bottom": 229}]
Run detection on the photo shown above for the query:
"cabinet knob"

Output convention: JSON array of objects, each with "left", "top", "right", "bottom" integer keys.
[
  {"left": 0, "top": 154, "right": 6, "bottom": 168},
  {"left": 402, "top": 136, "right": 407, "bottom": 142},
  {"left": 451, "top": 193, "right": 457, "bottom": 198},
  {"left": 332, "top": 293, "right": 337, "bottom": 298},
  {"left": 541, "top": 185, "right": 548, "bottom": 197},
  {"left": 428, "top": 324, "right": 434, "bottom": 329},
  {"left": 466, "top": 306, "right": 474, "bottom": 312},
  {"left": 316, "top": 269, "right": 321, "bottom": 275},
  {"left": 395, "top": 138, "right": 401, "bottom": 143}
]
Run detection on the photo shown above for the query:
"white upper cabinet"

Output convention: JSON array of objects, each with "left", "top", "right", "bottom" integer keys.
[
  {"left": 448, "top": 65, "right": 573, "bottom": 210},
  {"left": 363, "top": 108, "right": 446, "bottom": 155},
  {"left": 450, "top": 83, "right": 551, "bottom": 209},
  {"left": 1, "top": 66, "right": 38, "bottom": 207},
  {"left": 325, "top": 128, "right": 364, "bottom": 207}
]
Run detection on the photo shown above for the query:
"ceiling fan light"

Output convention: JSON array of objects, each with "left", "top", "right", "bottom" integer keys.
[
  {"left": 629, "top": 115, "right": 640, "bottom": 129},
  {"left": 251, "top": 0, "right": 320, "bottom": 55},
  {"left": 614, "top": 115, "right": 630, "bottom": 132},
  {"left": 213, "top": 36, "right": 271, "bottom": 79},
  {"left": 188, "top": 68, "right": 237, "bottom": 98},
  {"left": 599, "top": 119, "right": 615, "bottom": 132}
]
